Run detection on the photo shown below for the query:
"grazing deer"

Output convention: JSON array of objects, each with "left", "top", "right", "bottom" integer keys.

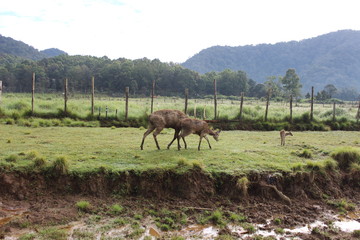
[
  {"left": 177, "top": 118, "right": 221, "bottom": 151},
  {"left": 280, "top": 129, "right": 293, "bottom": 146},
  {"left": 140, "top": 109, "right": 188, "bottom": 150}
]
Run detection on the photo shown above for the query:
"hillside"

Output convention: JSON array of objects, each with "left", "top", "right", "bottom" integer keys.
[
  {"left": 0, "top": 34, "right": 67, "bottom": 60},
  {"left": 182, "top": 30, "right": 360, "bottom": 92}
]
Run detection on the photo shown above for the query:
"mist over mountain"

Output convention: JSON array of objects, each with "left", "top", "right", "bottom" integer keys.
[{"left": 182, "top": 30, "right": 360, "bottom": 92}]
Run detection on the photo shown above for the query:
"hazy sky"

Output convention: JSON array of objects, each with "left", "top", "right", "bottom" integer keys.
[{"left": 0, "top": 0, "right": 359, "bottom": 63}]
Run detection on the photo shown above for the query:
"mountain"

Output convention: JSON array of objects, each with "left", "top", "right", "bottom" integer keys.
[
  {"left": 0, "top": 34, "right": 67, "bottom": 60},
  {"left": 182, "top": 30, "right": 360, "bottom": 92}
]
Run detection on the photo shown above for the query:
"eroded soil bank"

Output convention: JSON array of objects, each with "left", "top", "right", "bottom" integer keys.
[{"left": 1, "top": 168, "right": 360, "bottom": 239}]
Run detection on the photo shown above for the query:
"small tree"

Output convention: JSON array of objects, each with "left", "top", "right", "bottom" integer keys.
[
  {"left": 324, "top": 84, "right": 337, "bottom": 98},
  {"left": 280, "top": 69, "right": 302, "bottom": 98}
]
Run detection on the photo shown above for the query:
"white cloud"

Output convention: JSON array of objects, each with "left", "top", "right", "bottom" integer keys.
[{"left": 0, "top": 0, "right": 360, "bottom": 62}]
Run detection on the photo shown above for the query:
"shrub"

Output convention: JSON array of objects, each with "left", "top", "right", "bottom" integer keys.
[
  {"left": 324, "top": 159, "right": 338, "bottom": 171},
  {"left": 33, "top": 157, "right": 47, "bottom": 168},
  {"left": 26, "top": 150, "right": 39, "bottom": 160},
  {"left": 76, "top": 200, "right": 91, "bottom": 212},
  {"left": 331, "top": 147, "right": 360, "bottom": 171},
  {"left": 299, "top": 149, "right": 312, "bottom": 159},
  {"left": 51, "top": 156, "right": 69, "bottom": 174},
  {"left": 5, "top": 154, "right": 18, "bottom": 162}
]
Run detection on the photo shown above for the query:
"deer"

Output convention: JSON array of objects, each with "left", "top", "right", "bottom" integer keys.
[
  {"left": 280, "top": 129, "right": 293, "bottom": 146},
  {"left": 140, "top": 109, "right": 188, "bottom": 150},
  {"left": 177, "top": 118, "right": 221, "bottom": 151}
]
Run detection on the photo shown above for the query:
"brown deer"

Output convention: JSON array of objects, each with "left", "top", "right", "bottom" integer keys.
[
  {"left": 140, "top": 109, "right": 188, "bottom": 150},
  {"left": 280, "top": 129, "right": 293, "bottom": 146},
  {"left": 177, "top": 118, "right": 221, "bottom": 151}
]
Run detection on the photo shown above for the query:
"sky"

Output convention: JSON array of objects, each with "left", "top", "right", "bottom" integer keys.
[{"left": 0, "top": 0, "right": 359, "bottom": 63}]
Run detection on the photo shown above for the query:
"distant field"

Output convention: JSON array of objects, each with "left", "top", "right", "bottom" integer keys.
[
  {"left": 0, "top": 93, "right": 358, "bottom": 121},
  {"left": 1, "top": 124, "right": 359, "bottom": 174}
]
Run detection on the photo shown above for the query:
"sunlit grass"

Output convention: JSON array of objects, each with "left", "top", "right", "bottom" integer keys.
[
  {"left": 0, "top": 93, "right": 358, "bottom": 122},
  {"left": 1, "top": 124, "right": 359, "bottom": 174}
]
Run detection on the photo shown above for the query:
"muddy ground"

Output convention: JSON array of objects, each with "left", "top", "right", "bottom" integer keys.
[{"left": 1, "top": 168, "right": 360, "bottom": 239}]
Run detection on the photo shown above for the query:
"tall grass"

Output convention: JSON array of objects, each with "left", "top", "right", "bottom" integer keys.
[{"left": 0, "top": 93, "right": 359, "bottom": 129}]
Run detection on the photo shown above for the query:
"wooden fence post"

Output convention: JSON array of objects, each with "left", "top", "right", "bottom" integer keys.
[
  {"left": 64, "top": 78, "right": 68, "bottom": 115},
  {"left": 356, "top": 99, "right": 360, "bottom": 123},
  {"left": 239, "top": 92, "right": 244, "bottom": 121},
  {"left": 333, "top": 101, "right": 336, "bottom": 122},
  {"left": 32, "top": 72, "right": 35, "bottom": 114},
  {"left": 290, "top": 95, "right": 293, "bottom": 123},
  {"left": 213, "top": 79, "right": 217, "bottom": 119},
  {"left": 91, "top": 76, "right": 95, "bottom": 116},
  {"left": 184, "top": 88, "right": 188, "bottom": 114},
  {"left": 0, "top": 81, "right": 3, "bottom": 104},
  {"left": 125, "top": 87, "right": 129, "bottom": 121},
  {"left": 265, "top": 90, "right": 271, "bottom": 121},
  {"left": 151, "top": 80, "right": 155, "bottom": 113},
  {"left": 310, "top": 86, "right": 314, "bottom": 121}
]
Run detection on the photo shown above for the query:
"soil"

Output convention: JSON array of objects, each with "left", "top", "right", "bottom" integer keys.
[{"left": 1, "top": 168, "right": 360, "bottom": 239}]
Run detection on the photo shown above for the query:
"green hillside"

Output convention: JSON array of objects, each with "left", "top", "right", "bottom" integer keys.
[{"left": 182, "top": 30, "right": 360, "bottom": 92}]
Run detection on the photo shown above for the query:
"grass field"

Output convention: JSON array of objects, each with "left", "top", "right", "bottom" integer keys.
[
  {"left": 1, "top": 124, "right": 359, "bottom": 174},
  {"left": 1, "top": 93, "right": 359, "bottom": 122}
]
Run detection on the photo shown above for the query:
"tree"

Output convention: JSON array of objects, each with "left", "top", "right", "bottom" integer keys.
[
  {"left": 280, "top": 69, "right": 302, "bottom": 98},
  {"left": 324, "top": 84, "right": 337, "bottom": 98},
  {"left": 264, "top": 76, "right": 282, "bottom": 98}
]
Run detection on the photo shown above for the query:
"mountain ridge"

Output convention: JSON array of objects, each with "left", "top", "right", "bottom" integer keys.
[
  {"left": 182, "top": 30, "right": 360, "bottom": 92},
  {"left": 0, "top": 34, "right": 67, "bottom": 60}
]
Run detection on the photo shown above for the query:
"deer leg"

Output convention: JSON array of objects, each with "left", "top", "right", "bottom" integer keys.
[
  {"left": 168, "top": 129, "right": 180, "bottom": 149},
  {"left": 182, "top": 137, "right": 187, "bottom": 149},
  {"left": 153, "top": 127, "right": 164, "bottom": 150},
  {"left": 140, "top": 126, "right": 155, "bottom": 150},
  {"left": 204, "top": 135, "right": 212, "bottom": 149},
  {"left": 198, "top": 136, "right": 203, "bottom": 151}
]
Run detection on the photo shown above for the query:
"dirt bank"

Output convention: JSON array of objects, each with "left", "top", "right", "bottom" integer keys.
[{"left": 1, "top": 168, "right": 360, "bottom": 239}]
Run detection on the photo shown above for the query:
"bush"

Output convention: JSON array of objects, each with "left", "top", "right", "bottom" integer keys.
[
  {"left": 5, "top": 154, "right": 18, "bottom": 162},
  {"left": 51, "top": 156, "right": 69, "bottom": 174},
  {"left": 331, "top": 147, "right": 360, "bottom": 171},
  {"left": 33, "top": 157, "right": 47, "bottom": 168},
  {"left": 76, "top": 200, "right": 91, "bottom": 212},
  {"left": 110, "top": 204, "right": 124, "bottom": 214}
]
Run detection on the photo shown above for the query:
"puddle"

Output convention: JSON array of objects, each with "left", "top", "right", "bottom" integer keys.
[{"left": 2, "top": 205, "right": 360, "bottom": 240}]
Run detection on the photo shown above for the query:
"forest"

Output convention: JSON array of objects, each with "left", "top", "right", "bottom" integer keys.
[{"left": 0, "top": 53, "right": 355, "bottom": 101}]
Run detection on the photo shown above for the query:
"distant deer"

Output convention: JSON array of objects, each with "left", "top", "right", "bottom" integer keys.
[
  {"left": 177, "top": 118, "right": 221, "bottom": 151},
  {"left": 280, "top": 129, "right": 293, "bottom": 146},
  {"left": 140, "top": 109, "right": 188, "bottom": 150}
]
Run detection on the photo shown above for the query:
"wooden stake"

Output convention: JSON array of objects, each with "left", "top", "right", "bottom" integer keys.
[
  {"left": 290, "top": 95, "right": 293, "bottom": 123},
  {"left": 0, "top": 81, "right": 3, "bottom": 104},
  {"left": 64, "top": 78, "right": 68, "bottom": 115},
  {"left": 265, "top": 90, "right": 271, "bottom": 121},
  {"left": 91, "top": 76, "right": 95, "bottom": 116},
  {"left": 184, "top": 88, "right": 188, "bottom": 114},
  {"left": 357, "top": 99, "right": 360, "bottom": 123},
  {"left": 333, "top": 101, "right": 336, "bottom": 122},
  {"left": 310, "top": 86, "right": 314, "bottom": 121},
  {"left": 239, "top": 92, "right": 244, "bottom": 121},
  {"left": 151, "top": 80, "right": 155, "bottom": 113},
  {"left": 32, "top": 72, "right": 35, "bottom": 114},
  {"left": 125, "top": 87, "right": 129, "bottom": 121},
  {"left": 213, "top": 79, "right": 217, "bottom": 119}
]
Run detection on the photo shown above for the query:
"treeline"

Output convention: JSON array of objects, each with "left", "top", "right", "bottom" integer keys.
[
  {"left": 0, "top": 53, "right": 357, "bottom": 100},
  {"left": 0, "top": 54, "right": 262, "bottom": 97}
]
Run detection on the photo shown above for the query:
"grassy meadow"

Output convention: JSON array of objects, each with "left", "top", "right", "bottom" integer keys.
[
  {"left": 0, "top": 93, "right": 359, "bottom": 123},
  {"left": 1, "top": 124, "right": 360, "bottom": 174}
]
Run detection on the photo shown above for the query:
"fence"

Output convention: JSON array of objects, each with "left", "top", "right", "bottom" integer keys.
[{"left": 4, "top": 73, "right": 360, "bottom": 123}]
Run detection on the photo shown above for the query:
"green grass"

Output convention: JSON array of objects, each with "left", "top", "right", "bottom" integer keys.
[
  {"left": 0, "top": 93, "right": 359, "bottom": 122},
  {"left": 0, "top": 124, "right": 360, "bottom": 174}
]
